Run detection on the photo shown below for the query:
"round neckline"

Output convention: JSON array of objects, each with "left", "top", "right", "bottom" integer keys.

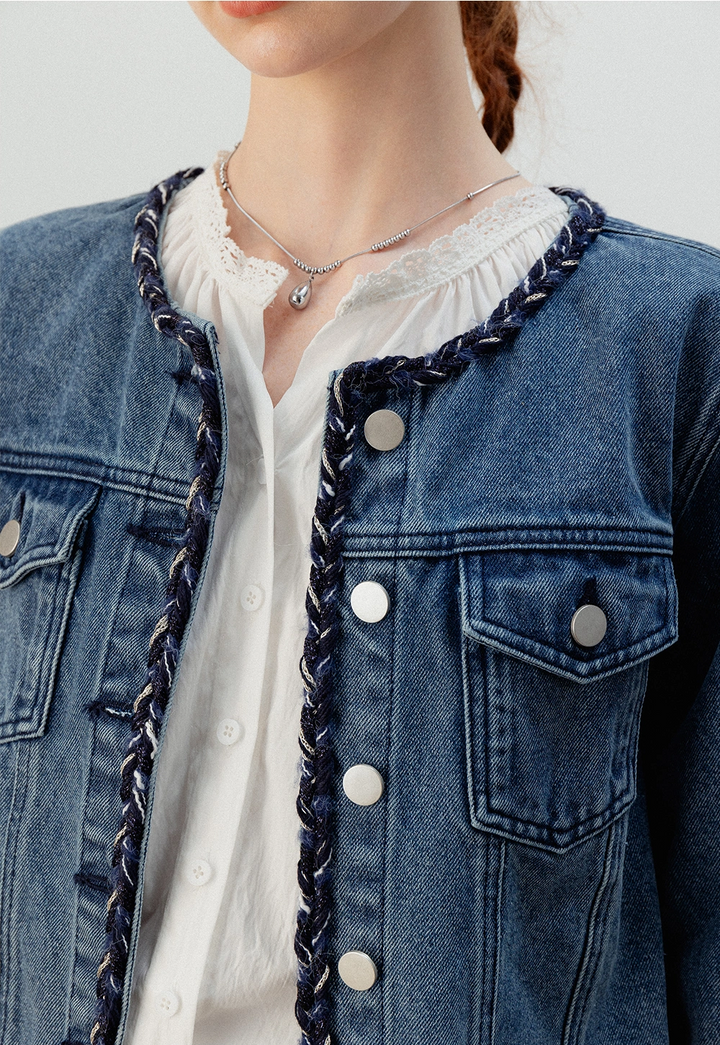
[{"left": 165, "top": 151, "right": 569, "bottom": 314}]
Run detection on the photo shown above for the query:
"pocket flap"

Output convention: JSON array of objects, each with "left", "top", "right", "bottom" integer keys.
[
  {"left": 461, "top": 548, "right": 678, "bottom": 683},
  {"left": 0, "top": 473, "right": 100, "bottom": 589}
]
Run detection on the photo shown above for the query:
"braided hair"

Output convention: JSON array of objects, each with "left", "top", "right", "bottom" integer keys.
[{"left": 461, "top": 0, "right": 524, "bottom": 153}]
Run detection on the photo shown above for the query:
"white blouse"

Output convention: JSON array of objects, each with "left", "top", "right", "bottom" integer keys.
[{"left": 123, "top": 152, "right": 569, "bottom": 1045}]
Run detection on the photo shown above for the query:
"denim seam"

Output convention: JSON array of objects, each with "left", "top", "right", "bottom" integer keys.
[
  {"left": 343, "top": 542, "right": 673, "bottom": 561},
  {"left": 342, "top": 531, "right": 673, "bottom": 553},
  {"left": 0, "top": 744, "right": 21, "bottom": 1041},
  {"left": 459, "top": 557, "right": 484, "bottom": 851},
  {"left": 463, "top": 620, "right": 676, "bottom": 682},
  {"left": 396, "top": 388, "right": 416, "bottom": 540},
  {"left": 601, "top": 223, "right": 720, "bottom": 259},
  {"left": 0, "top": 743, "right": 32, "bottom": 1044},
  {"left": 481, "top": 783, "right": 631, "bottom": 838},
  {"left": 477, "top": 834, "right": 489, "bottom": 1045},
  {"left": 380, "top": 405, "right": 409, "bottom": 1045},
  {"left": 0, "top": 457, "right": 190, "bottom": 506},
  {"left": 479, "top": 834, "right": 500, "bottom": 1045},
  {"left": 379, "top": 556, "right": 398, "bottom": 1045},
  {"left": 476, "top": 836, "right": 503, "bottom": 1045},
  {"left": 345, "top": 524, "right": 674, "bottom": 539},
  {"left": 65, "top": 708, "right": 100, "bottom": 1044},
  {"left": 561, "top": 823, "right": 618, "bottom": 1045},
  {"left": 619, "top": 660, "right": 649, "bottom": 819},
  {"left": 488, "top": 839, "right": 505, "bottom": 1045},
  {"left": 574, "top": 822, "right": 626, "bottom": 1043}
]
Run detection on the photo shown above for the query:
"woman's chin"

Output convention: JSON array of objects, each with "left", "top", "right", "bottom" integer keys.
[{"left": 189, "top": 1, "right": 414, "bottom": 80}]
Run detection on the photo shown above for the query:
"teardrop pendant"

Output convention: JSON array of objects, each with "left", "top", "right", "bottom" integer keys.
[{"left": 289, "top": 277, "right": 313, "bottom": 311}]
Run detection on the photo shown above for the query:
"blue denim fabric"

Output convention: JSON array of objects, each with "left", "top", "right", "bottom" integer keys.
[{"left": 0, "top": 181, "right": 718, "bottom": 1045}]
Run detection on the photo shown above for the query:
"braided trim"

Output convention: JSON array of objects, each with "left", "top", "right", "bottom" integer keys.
[
  {"left": 90, "top": 166, "right": 220, "bottom": 1045},
  {"left": 88, "top": 179, "right": 602, "bottom": 1045},
  {"left": 293, "top": 187, "right": 605, "bottom": 1045}
]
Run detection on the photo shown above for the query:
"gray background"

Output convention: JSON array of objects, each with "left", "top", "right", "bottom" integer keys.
[{"left": 1, "top": 0, "right": 719, "bottom": 247}]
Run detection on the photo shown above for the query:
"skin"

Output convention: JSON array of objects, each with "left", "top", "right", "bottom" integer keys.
[{"left": 189, "top": 1, "right": 532, "bottom": 406}]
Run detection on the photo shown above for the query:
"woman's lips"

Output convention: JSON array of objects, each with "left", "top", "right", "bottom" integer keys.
[{"left": 218, "top": 1, "right": 286, "bottom": 17}]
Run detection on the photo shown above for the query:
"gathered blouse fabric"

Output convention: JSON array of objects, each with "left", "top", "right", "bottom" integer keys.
[{"left": 123, "top": 152, "right": 569, "bottom": 1045}]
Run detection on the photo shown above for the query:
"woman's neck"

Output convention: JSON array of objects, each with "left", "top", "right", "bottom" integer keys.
[{"left": 226, "top": 2, "right": 526, "bottom": 270}]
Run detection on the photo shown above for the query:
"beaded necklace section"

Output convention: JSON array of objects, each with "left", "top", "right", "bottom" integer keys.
[
  {"left": 168, "top": 153, "right": 569, "bottom": 314},
  {"left": 90, "top": 168, "right": 604, "bottom": 1045}
]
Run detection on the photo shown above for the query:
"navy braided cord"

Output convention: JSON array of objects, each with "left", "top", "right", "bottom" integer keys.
[{"left": 91, "top": 166, "right": 223, "bottom": 1045}]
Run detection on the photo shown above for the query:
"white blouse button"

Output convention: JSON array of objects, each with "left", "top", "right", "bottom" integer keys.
[
  {"left": 216, "top": 718, "right": 244, "bottom": 746},
  {"left": 187, "top": 859, "right": 212, "bottom": 887},
  {"left": 364, "top": 409, "right": 405, "bottom": 451},
  {"left": 350, "top": 581, "right": 389, "bottom": 623},
  {"left": 343, "top": 764, "right": 384, "bottom": 806},
  {"left": 155, "top": 989, "right": 180, "bottom": 1016},
  {"left": 240, "top": 584, "right": 263, "bottom": 612},
  {"left": 338, "top": 950, "right": 378, "bottom": 991}
]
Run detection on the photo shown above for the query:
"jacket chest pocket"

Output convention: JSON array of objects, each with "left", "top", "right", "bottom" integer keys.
[
  {"left": 459, "top": 547, "right": 678, "bottom": 852},
  {"left": 0, "top": 472, "right": 99, "bottom": 743}
]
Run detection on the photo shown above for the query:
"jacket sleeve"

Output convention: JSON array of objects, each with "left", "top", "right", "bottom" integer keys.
[{"left": 642, "top": 308, "right": 720, "bottom": 1041}]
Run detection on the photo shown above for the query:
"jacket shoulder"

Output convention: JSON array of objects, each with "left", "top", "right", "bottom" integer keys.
[
  {"left": 0, "top": 192, "right": 147, "bottom": 286},
  {"left": 598, "top": 214, "right": 720, "bottom": 285},
  {"left": 591, "top": 214, "right": 720, "bottom": 518}
]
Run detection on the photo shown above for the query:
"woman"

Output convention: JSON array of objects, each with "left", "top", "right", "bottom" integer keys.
[{"left": 0, "top": 3, "right": 717, "bottom": 1044}]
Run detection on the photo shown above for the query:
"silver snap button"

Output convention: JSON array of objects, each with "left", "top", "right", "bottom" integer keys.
[
  {"left": 338, "top": 950, "right": 378, "bottom": 991},
  {"left": 0, "top": 519, "right": 20, "bottom": 557},
  {"left": 343, "top": 764, "right": 385, "bottom": 806},
  {"left": 364, "top": 409, "right": 405, "bottom": 451},
  {"left": 350, "top": 581, "right": 390, "bottom": 623},
  {"left": 570, "top": 604, "right": 608, "bottom": 647}
]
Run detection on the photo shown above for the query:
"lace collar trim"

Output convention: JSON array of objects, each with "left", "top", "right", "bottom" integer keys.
[{"left": 168, "top": 150, "right": 568, "bottom": 313}]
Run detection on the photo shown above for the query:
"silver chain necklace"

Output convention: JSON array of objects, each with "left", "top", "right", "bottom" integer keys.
[{"left": 218, "top": 144, "right": 521, "bottom": 311}]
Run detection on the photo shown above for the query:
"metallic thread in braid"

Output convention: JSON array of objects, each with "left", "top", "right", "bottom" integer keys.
[
  {"left": 292, "top": 187, "right": 605, "bottom": 1045},
  {"left": 91, "top": 165, "right": 224, "bottom": 1045}
]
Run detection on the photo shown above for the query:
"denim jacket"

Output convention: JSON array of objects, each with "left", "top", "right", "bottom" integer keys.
[{"left": 0, "top": 171, "right": 718, "bottom": 1045}]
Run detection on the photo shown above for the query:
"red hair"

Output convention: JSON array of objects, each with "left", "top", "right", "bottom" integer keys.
[{"left": 460, "top": 1, "right": 523, "bottom": 153}]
